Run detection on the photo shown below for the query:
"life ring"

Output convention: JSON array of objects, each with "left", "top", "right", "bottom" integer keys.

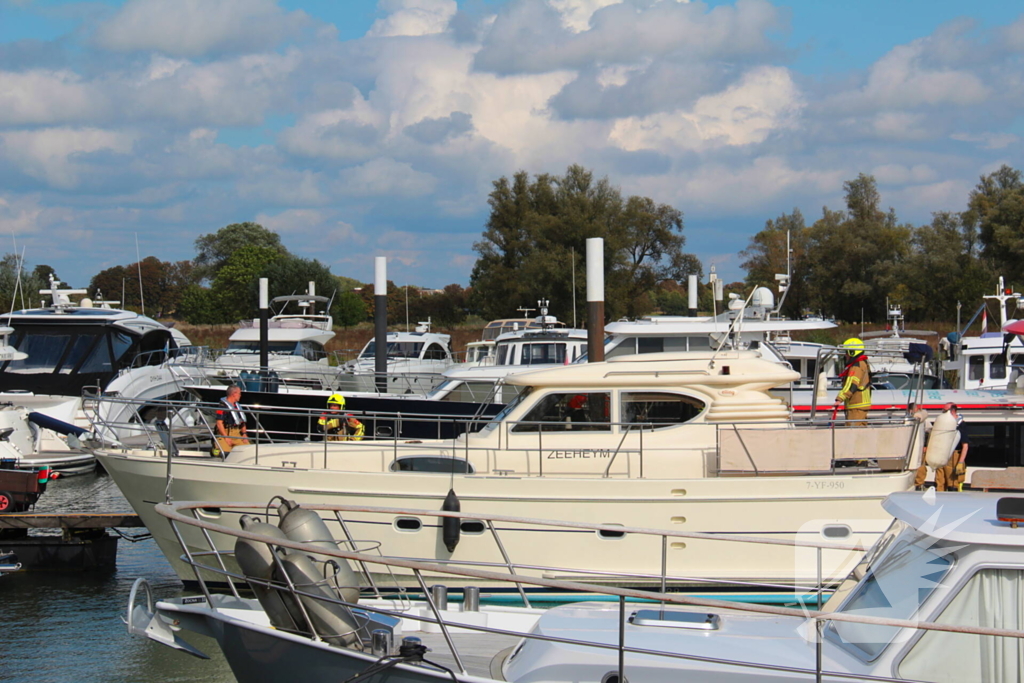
[{"left": 926, "top": 411, "right": 959, "bottom": 469}]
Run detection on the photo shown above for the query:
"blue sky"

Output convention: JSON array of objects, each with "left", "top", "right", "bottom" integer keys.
[{"left": 0, "top": 0, "right": 1021, "bottom": 292}]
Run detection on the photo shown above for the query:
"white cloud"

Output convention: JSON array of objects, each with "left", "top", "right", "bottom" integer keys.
[
  {"left": 871, "top": 163, "right": 938, "bottom": 186},
  {"left": 367, "top": 0, "right": 457, "bottom": 37},
  {"left": 0, "top": 70, "right": 105, "bottom": 126},
  {"left": 548, "top": 0, "right": 623, "bottom": 33},
  {"left": 335, "top": 158, "right": 437, "bottom": 197},
  {"left": 93, "top": 0, "right": 311, "bottom": 57},
  {"left": 610, "top": 66, "right": 802, "bottom": 151},
  {"left": 0, "top": 128, "right": 137, "bottom": 188},
  {"left": 254, "top": 208, "right": 366, "bottom": 244},
  {"left": 950, "top": 132, "right": 1019, "bottom": 150}
]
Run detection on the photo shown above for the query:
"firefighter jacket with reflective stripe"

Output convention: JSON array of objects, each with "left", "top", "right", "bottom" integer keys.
[{"left": 838, "top": 355, "right": 872, "bottom": 410}]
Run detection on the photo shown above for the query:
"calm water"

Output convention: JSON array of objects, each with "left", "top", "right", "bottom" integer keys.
[{"left": 1, "top": 472, "right": 236, "bottom": 683}]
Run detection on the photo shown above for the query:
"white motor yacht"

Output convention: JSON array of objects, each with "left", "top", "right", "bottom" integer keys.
[
  {"left": 182, "top": 290, "right": 338, "bottom": 391},
  {"left": 127, "top": 491, "right": 1024, "bottom": 683},
  {"left": 95, "top": 349, "right": 923, "bottom": 588},
  {"left": 0, "top": 278, "right": 191, "bottom": 467},
  {"left": 944, "top": 276, "right": 1024, "bottom": 390},
  {"left": 342, "top": 320, "right": 454, "bottom": 394}
]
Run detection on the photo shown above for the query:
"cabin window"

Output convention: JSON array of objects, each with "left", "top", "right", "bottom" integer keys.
[
  {"left": 620, "top": 392, "right": 705, "bottom": 429},
  {"left": 360, "top": 341, "right": 424, "bottom": 359},
  {"left": 899, "top": 568, "right": 1024, "bottom": 681},
  {"left": 968, "top": 355, "right": 984, "bottom": 381},
  {"left": 826, "top": 533, "right": 953, "bottom": 661},
  {"left": 989, "top": 354, "right": 1007, "bottom": 379},
  {"left": 226, "top": 341, "right": 297, "bottom": 354},
  {"left": 423, "top": 344, "right": 448, "bottom": 361},
  {"left": 7, "top": 333, "right": 72, "bottom": 374},
  {"left": 59, "top": 334, "right": 100, "bottom": 374},
  {"left": 390, "top": 456, "right": 474, "bottom": 474},
  {"left": 512, "top": 392, "right": 611, "bottom": 432},
  {"left": 300, "top": 341, "right": 326, "bottom": 361},
  {"left": 77, "top": 335, "right": 113, "bottom": 373},
  {"left": 961, "top": 423, "right": 1020, "bottom": 469},
  {"left": 637, "top": 337, "right": 663, "bottom": 354},
  {"left": 520, "top": 343, "right": 566, "bottom": 365},
  {"left": 496, "top": 345, "right": 510, "bottom": 366}
]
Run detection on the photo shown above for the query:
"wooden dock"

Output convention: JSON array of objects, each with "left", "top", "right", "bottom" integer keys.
[
  {"left": 0, "top": 512, "right": 144, "bottom": 571},
  {"left": 0, "top": 512, "right": 143, "bottom": 530}
]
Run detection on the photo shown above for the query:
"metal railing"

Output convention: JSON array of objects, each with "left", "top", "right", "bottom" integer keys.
[
  {"left": 142, "top": 499, "right": 1024, "bottom": 683},
  {"left": 88, "top": 394, "right": 923, "bottom": 484}
]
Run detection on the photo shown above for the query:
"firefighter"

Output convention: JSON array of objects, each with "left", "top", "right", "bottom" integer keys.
[
  {"left": 318, "top": 393, "right": 364, "bottom": 441},
  {"left": 834, "top": 338, "right": 872, "bottom": 426}
]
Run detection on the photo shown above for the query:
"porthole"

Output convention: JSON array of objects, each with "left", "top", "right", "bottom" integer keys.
[
  {"left": 395, "top": 517, "right": 422, "bottom": 532},
  {"left": 597, "top": 525, "right": 625, "bottom": 540},
  {"left": 601, "top": 672, "right": 628, "bottom": 683},
  {"left": 460, "top": 520, "right": 485, "bottom": 534},
  {"left": 822, "top": 524, "right": 852, "bottom": 540}
]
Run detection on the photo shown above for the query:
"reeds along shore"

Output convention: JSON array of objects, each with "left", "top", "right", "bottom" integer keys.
[{"left": 171, "top": 320, "right": 961, "bottom": 361}]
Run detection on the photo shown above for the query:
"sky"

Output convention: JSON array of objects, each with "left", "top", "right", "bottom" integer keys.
[{"left": 0, "top": 0, "right": 1022, "bottom": 291}]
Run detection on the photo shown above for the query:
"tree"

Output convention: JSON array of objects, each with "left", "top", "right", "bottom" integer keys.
[
  {"left": 966, "top": 165, "right": 1024, "bottom": 282},
  {"left": 193, "top": 222, "right": 288, "bottom": 282},
  {"left": 802, "top": 174, "right": 912, "bottom": 322},
  {"left": 470, "top": 165, "right": 697, "bottom": 322},
  {"left": 0, "top": 254, "right": 49, "bottom": 312},
  {"left": 209, "top": 245, "right": 284, "bottom": 322},
  {"left": 249, "top": 254, "right": 344, "bottom": 322},
  {"left": 89, "top": 257, "right": 199, "bottom": 318},
  {"left": 898, "top": 212, "right": 994, "bottom": 321},
  {"left": 740, "top": 209, "right": 809, "bottom": 318},
  {"left": 335, "top": 291, "right": 367, "bottom": 328}
]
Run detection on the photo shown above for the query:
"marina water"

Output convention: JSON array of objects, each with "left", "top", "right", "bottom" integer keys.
[{"left": 2, "top": 472, "right": 235, "bottom": 683}]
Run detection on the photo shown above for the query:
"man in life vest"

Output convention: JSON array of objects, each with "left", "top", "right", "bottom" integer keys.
[
  {"left": 835, "top": 338, "right": 872, "bottom": 426},
  {"left": 318, "top": 393, "right": 364, "bottom": 441},
  {"left": 213, "top": 385, "right": 248, "bottom": 456}
]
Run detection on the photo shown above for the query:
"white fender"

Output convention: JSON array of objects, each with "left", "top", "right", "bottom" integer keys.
[{"left": 925, "top": 411, "right": 959, "bottom": 469}]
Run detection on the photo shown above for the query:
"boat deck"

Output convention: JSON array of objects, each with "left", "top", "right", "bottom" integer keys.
[{"left": 414, "top": 632, "right": 522, "bottom": 678}]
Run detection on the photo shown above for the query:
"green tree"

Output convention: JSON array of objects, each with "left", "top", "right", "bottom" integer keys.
[
  {"left": 966, "top": 165, "right": 1024, "bottom": 282},
  {"left": 0, "top": 254, "right": 48, "bottom": 312},
  {"left": 802, "top": 174, "right": 912, "bottom": 322},
  {"left": 177, "top": 284, "right": 220, "bottom": 324},
  {"left": 209, "top": 245, "right": 284, "bottom": 322},
  {"left": 740, "top": 209, "right": 809, "bottom": 318},
  {"left": 335, "top": 291, "right": 368, "bottom": 327},
  {"left": 89, "top": 257, "right": 199, "bottom": 317},
  {"left": 193, "top": 222, "right": 288, "bottom": 282},
  {"left": 898, "top": 212, "right": 994, "bottom": 320},
  {"left": 470, "top": 165, "right": 696, "bottom": 322}
]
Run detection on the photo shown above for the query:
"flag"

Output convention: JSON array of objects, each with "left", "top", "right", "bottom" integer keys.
[{"left": 982, "top": 309, "right": 988, "bottom": 335}]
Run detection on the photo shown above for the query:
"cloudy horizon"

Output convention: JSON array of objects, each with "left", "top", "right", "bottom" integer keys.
[{"left": 1, "top": 0, "right": 1021, "bottom": 289}]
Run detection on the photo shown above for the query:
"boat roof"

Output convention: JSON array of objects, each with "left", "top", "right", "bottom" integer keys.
[
  {"left": 382, "top": 331, "right": 451, "bottom": 343},
  {"left": 884, "top": 491, "right": 1024, "bottom": 548},
  {"left": 605, "top": 317, "right": 836, "bottom": 336},
  {"left": 5, "top": 306, "right": 182, "bottom": 339},
  {"left": 228, "top": 327, "right": 332, "bottom": 344},
  {"left": 442, "top": 364, "right": 534, "bottom": 382},
  {"left": 503, "top": 350, "right": 799, "bottom": 388},
  {"left": 494, "top": 327, "right": 588, "bottom": 343}
]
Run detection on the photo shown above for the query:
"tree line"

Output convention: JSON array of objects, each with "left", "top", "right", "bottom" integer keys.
[
  {"left": 741, "top": 166, "right": 1023, "bottom": 323},
  {"left": 2, "top": 164, "right": 1020, "bottom": 328}
]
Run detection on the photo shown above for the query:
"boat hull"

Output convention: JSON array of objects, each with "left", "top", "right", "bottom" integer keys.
[{"left": 96, "top": 448, "right": 913, "bottom": 589}]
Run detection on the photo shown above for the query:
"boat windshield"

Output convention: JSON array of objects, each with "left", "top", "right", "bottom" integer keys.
[
  {"left": 360, "top": 341, "right": 424, "bottom": 359},
  {"left": 225, "top": 341, "right": 299, "bottom": 355},
  {"left": 825, "top": 529, "right": 954, "bottom": 661},
  {"left": 483, "top": 387, "right": 532, "bottom": 431}
]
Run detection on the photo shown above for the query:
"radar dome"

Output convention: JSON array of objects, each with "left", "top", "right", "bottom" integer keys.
[{"left": 751, "top": 287, "right": 775, "bottom": 308}]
